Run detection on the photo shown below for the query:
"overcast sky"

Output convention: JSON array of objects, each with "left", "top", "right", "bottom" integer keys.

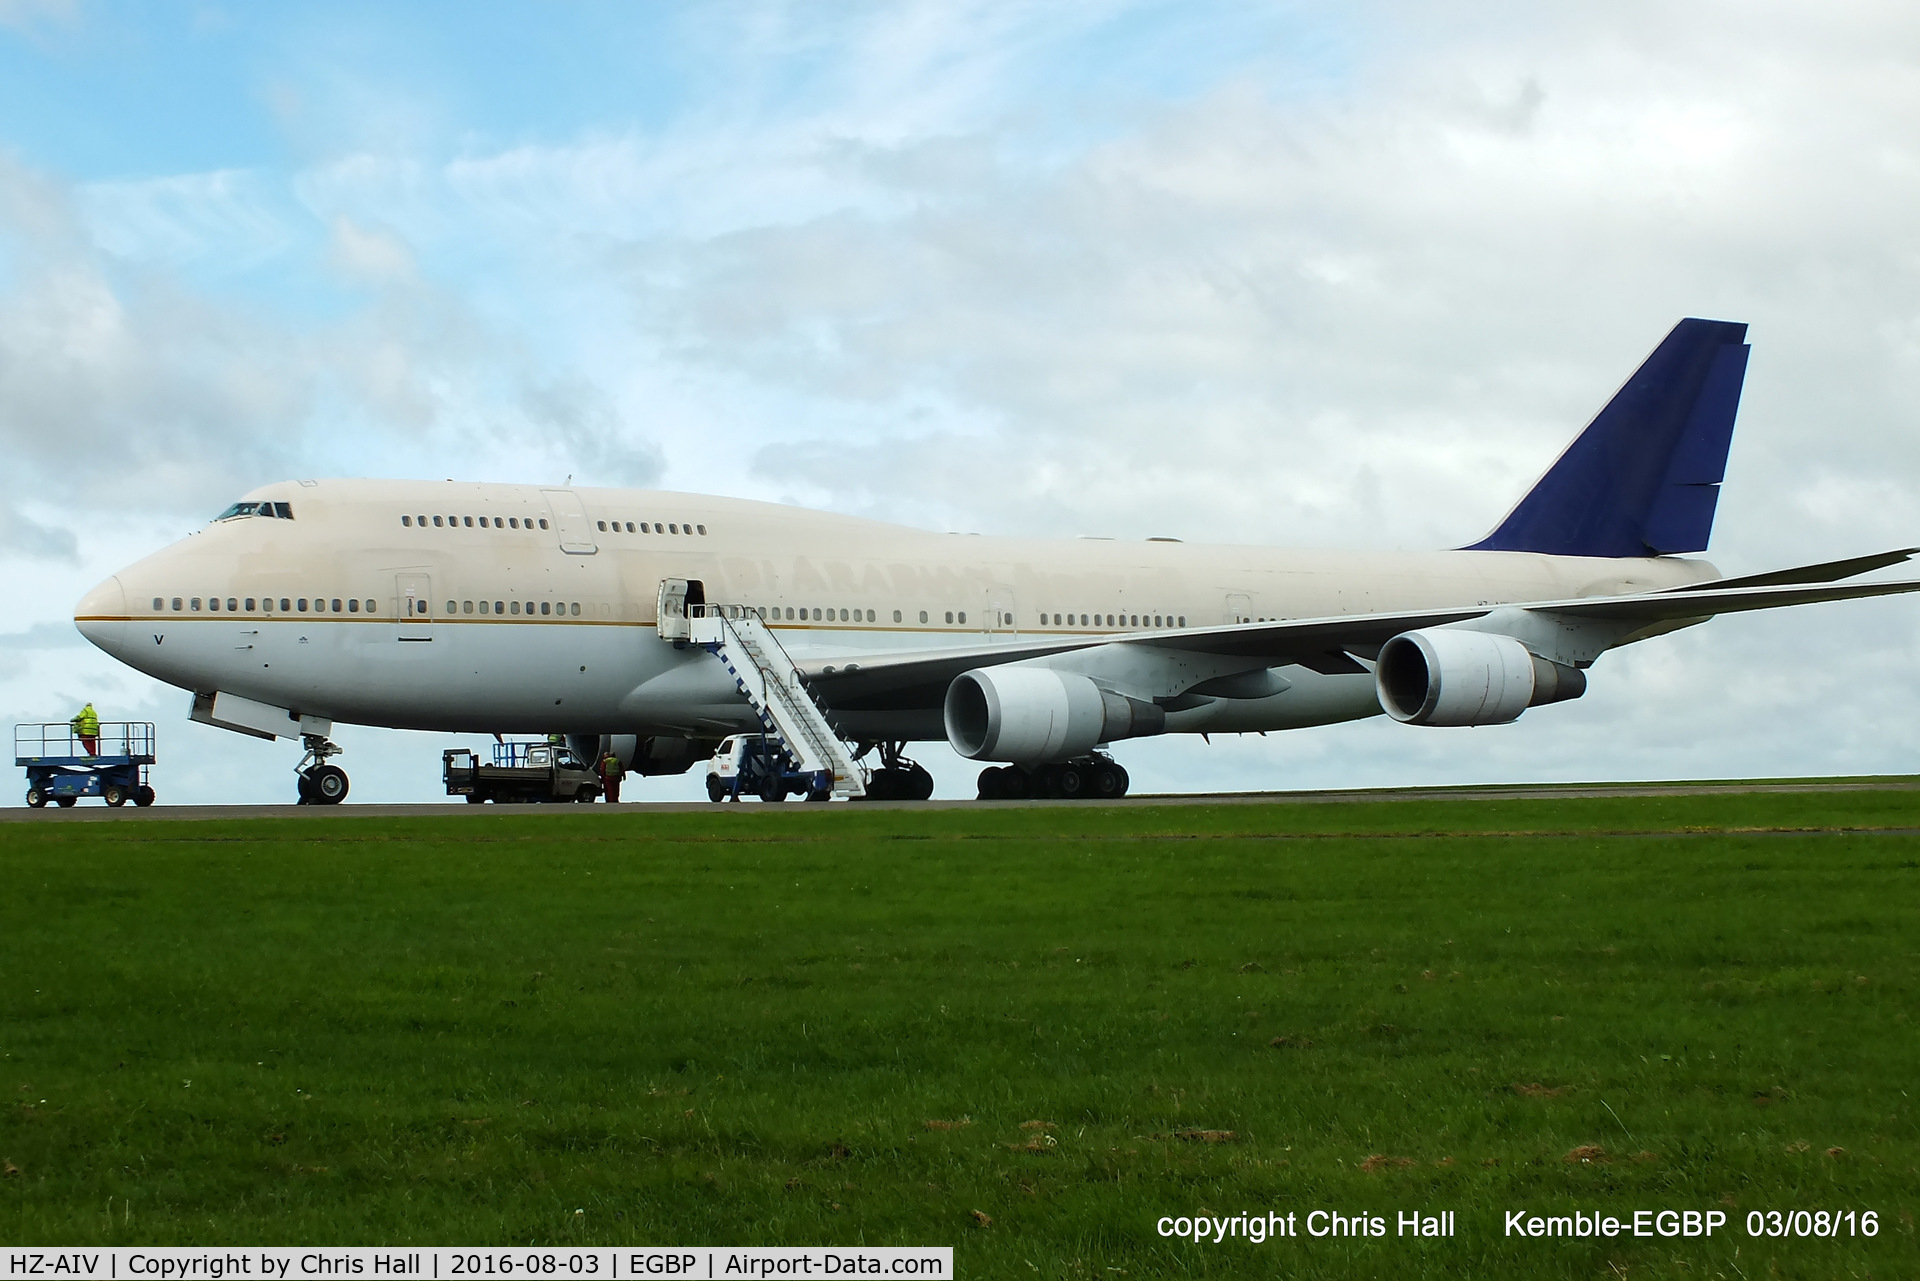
[{"left": 4, "top": 0, "right": 1919, "bottom": 805}]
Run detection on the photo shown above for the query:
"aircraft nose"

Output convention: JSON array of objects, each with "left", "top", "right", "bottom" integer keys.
[{"left": 75, "top": 574, "right": 128, "bottom": 656}]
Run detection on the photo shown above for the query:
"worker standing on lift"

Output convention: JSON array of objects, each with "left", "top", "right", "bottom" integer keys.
[
  {"left": 71, "top": 702, "right": 100, "bottom": 756},
  {"left": 598, "top": 750, "right": 624, "bottom": 804}
]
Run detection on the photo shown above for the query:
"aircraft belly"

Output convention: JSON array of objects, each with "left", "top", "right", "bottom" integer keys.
[
  {"left": 136, "top": 620, "right": 682, "bottom": 733},
  {"left": 620, "top": 647, "right": 758, "bottom": 734}
]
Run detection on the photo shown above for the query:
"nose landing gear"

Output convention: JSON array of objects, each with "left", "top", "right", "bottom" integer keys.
[{"left": 295, "top": 734, "right": 349, "bottom": 805}]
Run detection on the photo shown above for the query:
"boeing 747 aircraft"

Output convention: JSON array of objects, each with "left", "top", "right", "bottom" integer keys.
[{"left": 69, "top": 318, "right": 1920, "bottom": 804}]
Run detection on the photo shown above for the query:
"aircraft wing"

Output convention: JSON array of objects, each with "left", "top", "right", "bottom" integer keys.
[{"left": 801, "top": 573, "right": 1920, "bottom": 705}]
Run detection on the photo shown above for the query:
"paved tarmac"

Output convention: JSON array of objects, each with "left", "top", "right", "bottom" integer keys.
[{"left": 4, "top": 778, "right": 1917, "bottom": 822}]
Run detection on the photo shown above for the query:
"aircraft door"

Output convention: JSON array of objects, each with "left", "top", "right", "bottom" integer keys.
[
  {"left": 657, "top": 578, "right": 702, "bottom": 640},
  {"left": 396, "top": 572, "right": 435, "bottom": 641},
  {"left": 1224, "top": 592, "right": 1252, "bottom": 624},
  {"left": 986, "top": 585, "right": 1016, "bottom": 636},
  {"left": 541, "top": 489, "right": 599, "bottom": 555}
]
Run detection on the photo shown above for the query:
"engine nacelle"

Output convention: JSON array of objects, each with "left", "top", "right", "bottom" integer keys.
[
  {"left": 1375, "top": 629, "right": 1587, "bottom": 727},
  {"left": 569, "top": 734, "right": 706, "bottom": 775},
  {"left": 944, "top": 667, "right": 1167, "bottom": 762}
]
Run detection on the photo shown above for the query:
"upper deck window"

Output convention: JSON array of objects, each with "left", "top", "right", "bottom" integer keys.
[{"left": 214, "top": 501, "right": 293, "bottom": 521}]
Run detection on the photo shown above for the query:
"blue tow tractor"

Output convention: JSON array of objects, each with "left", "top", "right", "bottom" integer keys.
[{"left": 15, "top": 721, "right": 157, "bottom": 809}]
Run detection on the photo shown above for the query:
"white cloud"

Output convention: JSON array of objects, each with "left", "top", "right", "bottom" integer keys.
[
  {"left": 0, "top": 0, "right": 73, "bottom": 33},
  {"left": 326, "top": 216, "right": 415, "bottom": 285}
]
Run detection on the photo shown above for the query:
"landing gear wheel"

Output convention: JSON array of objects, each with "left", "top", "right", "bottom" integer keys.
[
  {"left": 307, "top": 765, "right": 349, "bottom": 805},
  {"left": 103, "top": 784, "right": 127, "bottom": 807},
  {"left": 56, "top": 796, "right": 76, "bottom": 808},
  {"left": 707, "top": 776, "right": 726, "bottom": 803},
  {"left": 1054, "top": 764, "right": 1085, "bottom": 799},
  {"left": 858, "top": 745, "right": 935, "bottom": 802},
  {"left": 25, "top": 787, "right": 46, "bottom": 808},
  {"left": 1113, "top": 764, "right": 1130, "bottom": 797},
  {"left": 906, "top": 762, "right": 934, "bottom": 800},
  {"left": 976, "top": 766, "right": 1004, "bottom": 801},
  {"left": 1091, "top": 763, "right": 1123, "bottom": 799},
  {"left": 1005, "top": 767, "right": 1033, "bottom": 800},
  {"left": 294, "top": 732, "right": 348, "bottom": 806},
  {"left": 135, "top": 785, "right": 155, "bottom": 807}
]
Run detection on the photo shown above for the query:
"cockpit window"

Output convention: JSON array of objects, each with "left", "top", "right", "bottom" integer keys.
[{"left": 214, "top": 501, "right": 294, "bottom": 521}]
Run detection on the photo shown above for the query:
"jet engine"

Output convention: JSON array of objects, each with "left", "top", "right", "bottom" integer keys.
[
  {"left": 1375, "top": 628, "right": 1587, "bottom": 727},
  {"left": 568, "top": 734, "right": 707, "bottom": 775},
  {"left": 944, "top": 667, "right": 1167, "bottom": 762}
]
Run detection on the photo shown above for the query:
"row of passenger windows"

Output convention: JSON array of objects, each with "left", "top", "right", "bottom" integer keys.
[
  {"left": 441, "top": 600, "right": 583, "bottom": 616},
  {"left": 156, "top": 596, "right": 377, "bottom": 614},
  {"left": 1042, "top": 612, "right": 1185, "bottom": 628},
  {"left": 397, "top": 513, "right": 711, "bottom": 536},
  {"left": 402, "top": 514, "right": 547, "bottom": 530},
  {"left": 599, "top": 519, "right": 706, "bottom": 535},
  {"left": 711, "top": 607, "right": 1184, "bottom": 629},
  {"left": 720, "top": 606, "right": 896, "bottom": 623},
  {"left": 151, "top": 595, "right": 1189, "bottom": 628}
]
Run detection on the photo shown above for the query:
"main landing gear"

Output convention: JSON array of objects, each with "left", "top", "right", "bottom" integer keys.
[
  {"left": 853, "top": 741, "right": 936, "bottom": 802},
  {"left": 295, "top": 733, "right": 349, "bottom": 805},
  {"left": 977, "top": 754, "right": 1129, "bottom": 801}
]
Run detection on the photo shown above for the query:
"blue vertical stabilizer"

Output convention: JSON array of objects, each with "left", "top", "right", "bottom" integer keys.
[{"left": 1467, "top": 318, "right": 1750, "bottom": 557}]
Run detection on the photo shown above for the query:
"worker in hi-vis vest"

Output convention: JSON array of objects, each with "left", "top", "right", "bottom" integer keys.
[
  {"left": 71, "top": 702, "right": 100, "bottom": 755},
  {"left": 598, "top": 751, "right": 624, "bottom": 804}
]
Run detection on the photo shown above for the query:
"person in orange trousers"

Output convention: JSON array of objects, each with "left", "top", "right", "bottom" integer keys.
[{"left": 599, "top": 750, "right": 624, "bottom": 803}]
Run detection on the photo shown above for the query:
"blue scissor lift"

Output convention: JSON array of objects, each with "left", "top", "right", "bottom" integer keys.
[{"left": 15, "top": 722, "right": 156, "bottom": 808}]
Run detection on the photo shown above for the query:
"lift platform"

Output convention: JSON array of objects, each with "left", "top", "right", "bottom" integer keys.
[{"left": 16, "top": 722, "right": 156, "bottom": 808}]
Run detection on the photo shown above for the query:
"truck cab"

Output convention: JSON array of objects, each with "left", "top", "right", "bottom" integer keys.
[{"left": 705, "top": 733, "right": 830, "bottom": 803}]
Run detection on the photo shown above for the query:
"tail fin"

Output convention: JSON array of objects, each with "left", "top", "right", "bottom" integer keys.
[{"left": 1467, "top": 318, "right": 1751, "bottom": 557}]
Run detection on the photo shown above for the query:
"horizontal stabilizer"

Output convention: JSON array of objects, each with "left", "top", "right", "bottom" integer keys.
[
  {"left": 1666, "top": 547, "right": 1920, "bottom": 592},
  {"left": 1468, "top": 319, "right": 1751, "bottom": 558}
]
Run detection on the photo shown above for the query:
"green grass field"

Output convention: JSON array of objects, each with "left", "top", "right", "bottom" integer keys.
[{"left": 2, "top": 792, "right": 1916, "bottom": 1278}]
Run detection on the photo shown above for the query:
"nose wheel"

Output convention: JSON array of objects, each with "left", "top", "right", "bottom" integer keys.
[{"left": 295, "top": 734, "right": 349, "bottom": 805}]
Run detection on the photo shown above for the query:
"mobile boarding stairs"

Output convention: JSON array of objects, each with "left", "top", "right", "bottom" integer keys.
[{"left": 657, "top": 580, "right": 866, "bottom": 800}]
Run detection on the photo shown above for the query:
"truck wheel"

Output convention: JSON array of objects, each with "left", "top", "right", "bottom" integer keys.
[
  {"left": 25, "top": 787, "right": 46, "bottom": 808},
  {"left": 56, "top": 796, "right": 77, "bottom": 808},
  {"left": 135, "top": 785, "right": 155, "bottom": 807},
  {"left": 707, "top": 776, "right": 726, "bottom": 803},
  {"left": 760, "top": 778, "right": 787, "bottom": 803},
  {"left": 465, "top": 793, "right": 486, "bottom": 804},
  {"left": 103, "top": 784, "right": 127, "bottom": 807}
]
